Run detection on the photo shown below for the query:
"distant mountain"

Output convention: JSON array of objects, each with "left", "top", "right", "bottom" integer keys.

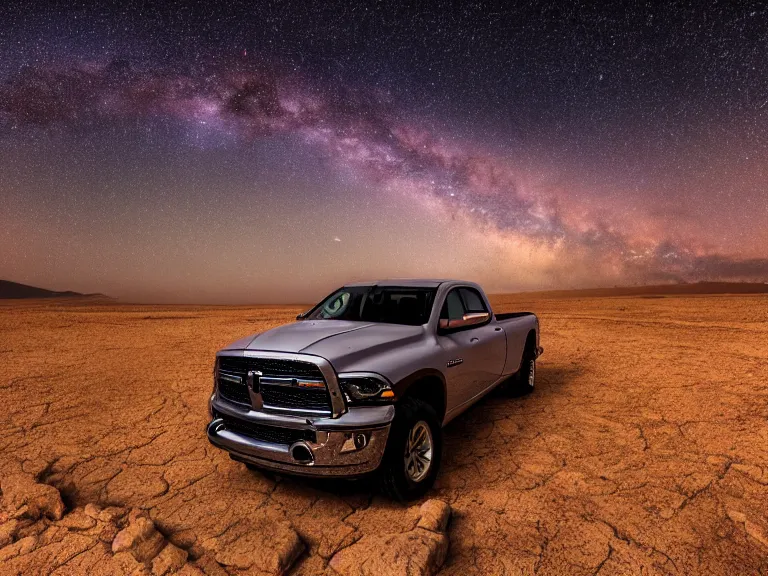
[
  {"left": 0, "top": 280, "right": 108, "bottom": 299},
  {"left": 514, "top": 282, "right": 768, "bottom": 298}
]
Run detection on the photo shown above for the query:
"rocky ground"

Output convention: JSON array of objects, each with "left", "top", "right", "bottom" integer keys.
[{"left": 1, "top": 294, "right": 766, "bottom": 575}]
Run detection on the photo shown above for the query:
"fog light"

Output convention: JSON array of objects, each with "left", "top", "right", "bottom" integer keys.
[
  {"left": 340, "top": 432, "right": 370, "bottom": 453},
  {"left": 354, "top": 433, "right": 368, "bottom": 449}
]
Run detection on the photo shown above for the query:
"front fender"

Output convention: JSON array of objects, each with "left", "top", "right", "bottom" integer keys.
[{"left": 391, "top": 368, "right": 447, "bottom": 398}]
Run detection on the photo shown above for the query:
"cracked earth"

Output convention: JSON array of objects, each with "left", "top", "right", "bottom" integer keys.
[{"left": 1, "top": 294, "right": 766, "bottom": 575}]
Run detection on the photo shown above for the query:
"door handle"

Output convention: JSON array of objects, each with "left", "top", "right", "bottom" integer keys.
[
  {"left": 494, "top": 327, "right": 502, "bottom": 331},
  {"left": 470, "top": 337, "right": 479, "bottom": 343}
]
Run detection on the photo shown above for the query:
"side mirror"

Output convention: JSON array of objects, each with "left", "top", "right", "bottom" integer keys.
[
  {"left": 438, "top": 312, "right": 490, "bottom": 331},
  {"left": 296, "top": 311, "right": 309, "bottom": 320}
]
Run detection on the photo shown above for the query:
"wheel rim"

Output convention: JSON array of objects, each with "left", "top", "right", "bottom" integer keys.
[
  {"left": 528, "top": 359, "right": 535, "bottom": 388},
  {"left": 404, "top": 420, "right": 433, "bottom": 482}
]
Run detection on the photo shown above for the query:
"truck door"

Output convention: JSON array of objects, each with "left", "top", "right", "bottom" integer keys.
[{"left": 437, "top": 288, "right": 506, "bottom": 411}]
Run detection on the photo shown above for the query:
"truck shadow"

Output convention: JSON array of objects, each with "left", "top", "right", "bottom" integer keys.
[{"left": 255, "top": 362, "right": 579, "bottom": 501}]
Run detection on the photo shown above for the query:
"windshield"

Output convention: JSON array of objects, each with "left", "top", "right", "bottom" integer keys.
[{"left": 306, "top": 286, "right": 436, "bottom": 326}]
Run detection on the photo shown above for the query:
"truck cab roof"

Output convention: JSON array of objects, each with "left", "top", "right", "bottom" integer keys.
[{"left": 343, "top": 278, "right": 470, "bottom": 289}]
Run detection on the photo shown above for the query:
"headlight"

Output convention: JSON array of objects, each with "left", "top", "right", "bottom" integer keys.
[{"left": 338, "top": 373, "right": 395, "bottom": 405}]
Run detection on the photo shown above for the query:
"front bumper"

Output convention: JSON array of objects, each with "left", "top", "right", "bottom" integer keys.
[{"left": 207, "top": 396, "right": 394, "bottom": 477}]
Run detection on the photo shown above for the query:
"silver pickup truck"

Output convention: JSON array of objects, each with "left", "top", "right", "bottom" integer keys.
[{"left": 207, "top": 279, "right": 542, "bottom": 500}]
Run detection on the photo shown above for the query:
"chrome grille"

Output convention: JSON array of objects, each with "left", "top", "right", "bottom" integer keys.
[
  {"left": 216, "top": 355, "right": 332, "bottom": 413},
  {"left": 217, "top": 372, "right": 251, "bottom": 406},
  {"left": 260, "top": 386, "right": 330, "bottom": 411},
  {"left": 218, "top": 356, "right": 323, "bottom": 379}
]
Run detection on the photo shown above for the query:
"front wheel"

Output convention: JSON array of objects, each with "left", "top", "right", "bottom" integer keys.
[{"left": 379, "top": 397, "right": 442, "bottom": 501}]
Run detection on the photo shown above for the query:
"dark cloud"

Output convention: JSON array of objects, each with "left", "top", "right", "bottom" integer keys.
[
  {"left": 627, "top": 247, "right": 768, "bottom": 284},
  {"left": 689, "top": 255, "right": 768, "bottom": 281}
]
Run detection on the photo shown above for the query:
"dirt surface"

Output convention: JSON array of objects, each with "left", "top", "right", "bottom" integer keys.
[{"left": 1, "top": 294, "right": 767, "bottom": 575}]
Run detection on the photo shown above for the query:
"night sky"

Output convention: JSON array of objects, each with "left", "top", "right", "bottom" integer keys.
[{"left": 1, "top": 1, "right": 767, "bottom": 303}]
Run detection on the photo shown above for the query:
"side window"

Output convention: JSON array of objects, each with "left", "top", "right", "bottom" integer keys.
[
  {"left": 459, "top": 288, "right": 487, "bottom": 313},
  {"left": 440, "top": 289, "right": 465, "bottom": 320}
]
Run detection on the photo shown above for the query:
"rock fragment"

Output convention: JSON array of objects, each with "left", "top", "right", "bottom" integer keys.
[
  {"left": 100, "top": 506, "right": 127, "bottom": 523},
  {"left": 1, "top": 473, "right": 65, "bottom": 520},
  {"left": 416, "top": 499, "right": 451, "bottom": 533},
  {"left": 0, "top": 519, "right": 19, "bottom": 547},
  {"left": 84, "top": 503, "right": 102, "bottom": 519},
  {"left": 175, "top": 565, "right": 207, "bottom": 576},
  {"left": 201, "top": 518, "right": 304, "bottom": 575},
  {"left": 56, "top": 508, "right": 97, "bottom": 530},
  {"left": 329, "top": 499, "right": 451, "bottom": 576},
  {"left": 112, "top": 509, "right": 166, "bottom": 563},
  {"left": 113, "top": 550, "right": 149, "bottom": 574},
  {"left": 152, "top": 542, "right": 189, "bottom": 575},
  {"left": 330, "top": 530, "right": 449, "bottom": 576},
  {"left": 194, "top": 553, "right": 232, "bottom": 576}
]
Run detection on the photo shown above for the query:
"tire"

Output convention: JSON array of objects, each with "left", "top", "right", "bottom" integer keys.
[
  {"left": 379, "top": 397, "right": 442, "bottom": 501},
  {"left": 513, "top": 348, "right": 536, "bottom": 395}
]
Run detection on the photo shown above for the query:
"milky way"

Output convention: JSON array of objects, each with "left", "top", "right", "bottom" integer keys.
[{"left": 1, "top": 2, "right": 767, "bottom": 301}]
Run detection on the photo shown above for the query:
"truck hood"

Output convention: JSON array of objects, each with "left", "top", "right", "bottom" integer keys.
[
  {"left": 220, "top": 320, "right": 424, "bottom": 368},
  {"left": 220, "top": 320, "right": 376, "bottom": 354}
]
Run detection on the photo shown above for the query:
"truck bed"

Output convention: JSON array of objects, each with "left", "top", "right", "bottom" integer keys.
[{"left": 494, "top": 311, "right": 536, "bottom": 321}]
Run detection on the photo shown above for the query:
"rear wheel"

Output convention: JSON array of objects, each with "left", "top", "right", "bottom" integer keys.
[
  {"left": 379, "top": 397, "right": 442, "bottom": 501},
  {"left": 511, "top": 346, "right": 536, "bottom": 395}
]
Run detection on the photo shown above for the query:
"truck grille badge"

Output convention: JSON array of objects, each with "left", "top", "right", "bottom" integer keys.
[
  {"left": 246, "top": 370, "right": 262, "bottom": 392},
  {"left": 247, "top": 370, "right": 264, "bottom": 410}
]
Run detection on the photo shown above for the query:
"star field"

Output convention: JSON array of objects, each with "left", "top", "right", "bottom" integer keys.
[{"left": 1, "top": 1, "right": 767, "bottom": 302}]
